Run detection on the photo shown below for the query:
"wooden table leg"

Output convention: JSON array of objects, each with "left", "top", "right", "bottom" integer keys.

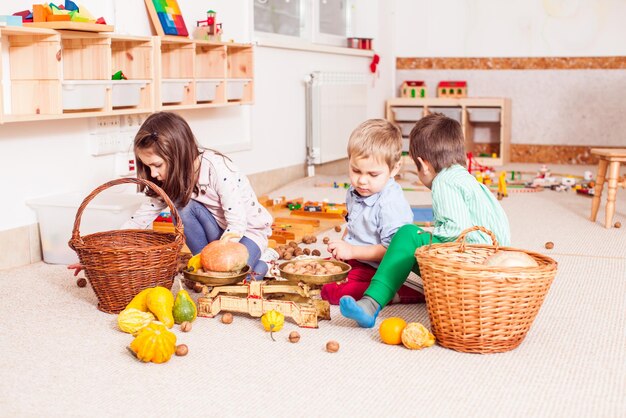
[
  {"left": 590, "top": 158, "right": 608, "bottom": 222},
  {"left": 604, "top": 161, "right": 621, "bottom": 228}
]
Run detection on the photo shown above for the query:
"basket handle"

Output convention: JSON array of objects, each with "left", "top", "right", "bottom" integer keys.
[
  {"left": 69, "top": 178, "right": 184, "bottom": 247},
  {"left": 455, "top": 226, "right": 499, "bottom": 252}
]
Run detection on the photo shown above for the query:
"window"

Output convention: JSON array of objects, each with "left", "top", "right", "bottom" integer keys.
[{"left": 254, "top": 0, "right": 351, "bottom": 47}]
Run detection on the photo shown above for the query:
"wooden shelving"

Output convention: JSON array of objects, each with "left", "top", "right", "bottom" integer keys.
[
  {"left": 386, "top": 97, "right": 511, "bottom": 166},
  {"left": 0, "top": 27, "right": 254, "bottom": 124}
]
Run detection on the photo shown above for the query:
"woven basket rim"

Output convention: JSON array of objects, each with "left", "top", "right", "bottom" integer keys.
[
  {"left": 71, "top": 229, "right": 182, "bottom": 252},
  {"left": 415, "top": 242, "right": 558, "bottom": 273}
]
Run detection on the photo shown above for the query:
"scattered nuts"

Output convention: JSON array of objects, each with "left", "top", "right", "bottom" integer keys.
[
  {"left": 221, "top": 313, "right": 233, "bottom": 324},
  {"left": 326, "top": 340, "right": 340, "bottom": 353},
  {"left": 322, "top": 236, "right": 330, "bottom": 244},
  {"left": 615, "top": 221, "right": 622, "bottom": 228},
  {"left": 180, "top": 321, "right": 192, "bottom": 332},
  {"left": 193, "top": 283, "right": 204, "bottom": 293},
  {"left": 334, "top": 225, "right": 342, "bottom": 232},
  {"left": 545, "top": 241, "right": 554, "bottom": 250},
  {"left": 288, "top": 331, "right": 301, "bottom": 343},
  {"left": 76, "top": 278, "right": 87, "bottom": 288},
  {"left": 288, "top": 241, "right": 298, "bottom": 248},
  {"left": 175, "top": 344, "right": 188, "bottom": 356},
  {"left": 303, "top": 248, "right": 311, "bottom": 255},
  {"left": 311, "top": 249, "right": 321, "bottom": 256}
]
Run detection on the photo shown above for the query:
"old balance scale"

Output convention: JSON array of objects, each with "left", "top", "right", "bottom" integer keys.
[{"left": 185, "top": 259, "right": 351, "bottom": 328}]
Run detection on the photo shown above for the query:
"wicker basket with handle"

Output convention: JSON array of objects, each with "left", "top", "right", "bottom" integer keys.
[
  {"left": 69, "top": 178, "right": 185, "bottom": 314},
  {"left": 415, "top": 226, "right": 557, "bottom": 354}
]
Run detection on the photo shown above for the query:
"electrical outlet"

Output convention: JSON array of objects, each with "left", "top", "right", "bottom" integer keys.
[
  {"left": 115, "top": 152, "right": 136, "bottom": 177},
  {"left": 88, "top": 116, "right": 122, "bottom": 155}
]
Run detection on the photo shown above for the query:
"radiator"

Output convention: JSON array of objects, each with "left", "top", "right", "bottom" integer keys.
[{"left": 305, "top": 71, "right": 368, "bottom": 165}]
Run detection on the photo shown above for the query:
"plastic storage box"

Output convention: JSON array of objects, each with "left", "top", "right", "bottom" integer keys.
[
  {"left": 161, "top": 79, "right": 192, "bottom": 104},
  {"left": 467, "top": 107, "right": 501, "bottom": 123},
  {"left": 430, "top": 107, "right": 462, "bottom": 123},
  {"left": 226, "top": 79, "right": 251, "bottom": 101},
  {"left": 196, "top": 79, "right": 222, "bottom": 102},
  {"left": 62, "top": 80, "right": 110, "bottom": 110},
  {"left": 26, "top": 191, "right": 148, "bottom": 264},
  {"left": 391, "top": 106, "right": 423, "bottom": 121},
  {"left": 397, "top": 122, "right": 414, "bottom": 137},
  {"left": 112, "top": 80, "right": 148, "bottom": 108}
]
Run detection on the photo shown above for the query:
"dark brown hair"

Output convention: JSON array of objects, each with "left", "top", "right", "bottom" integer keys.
[
  {"left": 408, "top": 113, "right": 467, "bottom": 172},
  {"left": 133, "top": 112, "right": 202, "bottom": 206},
  {"left": 347, "top": 119, "right": 403, "bottom": 170}
]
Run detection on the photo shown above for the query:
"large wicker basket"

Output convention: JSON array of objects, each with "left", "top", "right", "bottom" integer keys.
[
  {"left": 69, "top": 178, "right": 185, "bottom": 314},
  {"left": 415, "top": 226, "right": 557, "bottom": 354}
]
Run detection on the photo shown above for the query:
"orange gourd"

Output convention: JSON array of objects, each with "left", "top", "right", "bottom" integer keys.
[{"left": 129, "top": 322, "right": 177, "bottom": 364}]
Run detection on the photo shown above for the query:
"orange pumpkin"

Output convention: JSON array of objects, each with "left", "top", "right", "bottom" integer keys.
[{"left": 200, "top": 240, "right": 249, "bottom": 272}]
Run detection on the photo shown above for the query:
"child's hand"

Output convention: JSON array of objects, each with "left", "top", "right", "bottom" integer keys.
[
  {"left": 327, "top": 240, "right": 354, "bottom": 261},
  {"left": 67, "top": 263, "right": 84, "bottom": 276},
  {"left": 220, "top": 232, "right": 242, "bottom": 242}
]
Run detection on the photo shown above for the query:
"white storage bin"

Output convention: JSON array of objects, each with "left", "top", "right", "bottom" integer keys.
[
  {"left": 391, "top": 106, "right": 423, "bottom": 121},
  {"left": 402, "top": 137, "right": 410, "bottom": 153},
  {"left": 226, "top": 78, "right": 251, "bottom": 100},
  {"left": 26, "top": 191, "right": 148, "bottom": 265},
  {"left": 62, "top": 80, "right": 110, "bottom": 110},
  {"left": 196, "top": 79, "right": 222, "bottom": 102},
  {"left": 397, "top": 122, "right": 414, "bottom": 137},
  {"left": 467, "top": 107, "right": 501, "bottom": 123},
  {"left": 161, "top": 79, "right": 192, "bottom": 104},
  {"left": 430, "top": 107, "right": 462, "bottom": 123},
  {"left": 112, "top": 80, "right": 148, "bottom": 108}
]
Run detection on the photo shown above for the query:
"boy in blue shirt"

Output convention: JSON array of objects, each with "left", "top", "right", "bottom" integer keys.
[
  {"left": 340, "top": 113, "right": 511, "bottom": 327},
  {"left": 321, "top": 119, "right": 421, "bottom": 304}
]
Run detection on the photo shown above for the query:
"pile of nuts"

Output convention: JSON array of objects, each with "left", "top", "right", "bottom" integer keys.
[
  {"left": 275, "top": 240, "right": 321, "bottom": 260},
  {"left": 281, "top": 260, "right": 344, "bottom": 275}
]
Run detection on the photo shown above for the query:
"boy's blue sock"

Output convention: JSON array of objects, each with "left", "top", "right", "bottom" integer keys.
[{"left": 339, "top": 295, "right": 380, "bottom": 328}]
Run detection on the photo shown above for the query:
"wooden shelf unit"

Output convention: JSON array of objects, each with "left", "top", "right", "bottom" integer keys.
[
  {"left": 386, "top": 97, "right": 511, "bottom": 166},
  {"left": 0, "top": 27, "right": 255, "bottom": 124}
]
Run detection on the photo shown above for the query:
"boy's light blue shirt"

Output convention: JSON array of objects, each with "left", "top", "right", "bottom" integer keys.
[
  {"left": 432, "top": 164, "right": 511, "bottom": 246},
  {"left": 344, "top": 179, "right": 414, "bottom": 268}
]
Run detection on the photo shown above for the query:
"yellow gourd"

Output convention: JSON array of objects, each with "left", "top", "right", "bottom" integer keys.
[
  {"left": 124, "top": 288, "right": 154, "bottom": 312},
  {"left": 117, "top": 308, "right": 156, "bottom": 334},
  {"left": 146, "top": 286, "right": 175, "bottom": 328},
  {"left": 129, "top": 322, "right": 177, "bottom": 364},
  {"left": 401, "top": 322, "right": 436, "bottom": 350},
  {"left": 187, "top": 253, "right": 202, "bottom": 272},
  {"left": 261, "top": 310, "right": 284, "bottom": 341}
]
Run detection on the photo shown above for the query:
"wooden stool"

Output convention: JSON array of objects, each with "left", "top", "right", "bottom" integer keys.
[{"left": 590, "top": 148, "right": 626, "bottom": 228}]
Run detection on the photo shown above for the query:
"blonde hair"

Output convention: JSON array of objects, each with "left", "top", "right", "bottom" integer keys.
[
  {"left": 409, "top": 113, "right": 467, "bottom": 173},
  {"left": 347, "top": 119, "right": 403, "bottom": 169}
]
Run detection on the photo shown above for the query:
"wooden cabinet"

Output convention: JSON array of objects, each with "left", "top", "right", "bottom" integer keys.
[
  {"left": 386, "top": 97, "right": 511, "bottom": 166},
  {"left": 0, "top": 28, "right": 254, "bottom": 124}
]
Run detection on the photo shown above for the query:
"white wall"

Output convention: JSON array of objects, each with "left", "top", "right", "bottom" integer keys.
[
  {"left": 394, "top": 0, "right": 626, "bottom": 57},
  {"left": 0, "top": 0, "right": 392, "bottom": 231}
]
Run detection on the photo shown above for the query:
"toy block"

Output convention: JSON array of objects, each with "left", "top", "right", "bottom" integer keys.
[
  {"left": 269, "top": 234, "right": 287, "bottom": 244},
  {"left": 273, "top": 217, "right": 320, "bottom": 227},
  {"left": 47, "top": 14, "right": 71, "bottom": 22},
  {"left": 290, "top": 210, "right": 345, "bottom": 220},
  {"left": 33, "top": 4, "right": 52, "bottom": 23},
  {"left": 268, "top": 239, "right": 278, "bottom": 249},
  {"left": 271, "top": 230, "right": 296, "bottom": 241},
  {"left": 0, "top": 15, "right": 23, "bottom": 26},
  {"left": 65, "top": 0, "right": 79, "bottom": 12}
]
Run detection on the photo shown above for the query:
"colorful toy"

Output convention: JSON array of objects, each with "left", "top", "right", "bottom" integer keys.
[
  {"left": 400, "top": 81, "right": 426, "bottom": 99},
  {"left": 437, "top": 81, "right": 467, "bottom": 98},
  {"left": 497, "top": 172, "right": 508, "bottom": 200},
  {"left": 347, "top": 37, "right": 372, "bottom": 50},
  {"left": 194, "top": 9, "right": 222, "bottom": 41},
  {"left": 144, "top": 0, "right": 189, "bottom": 37}
]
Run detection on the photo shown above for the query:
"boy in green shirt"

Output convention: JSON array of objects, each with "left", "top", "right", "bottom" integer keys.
[{"left": 340, "top": 113, "right": 511, "bottom": 328}]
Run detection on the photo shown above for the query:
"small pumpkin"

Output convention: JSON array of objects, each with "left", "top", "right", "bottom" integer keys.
[
  {"left": 124, "top": 287, "right": 154, "bottom": 312},
  {"left": 172, "top": 282, "right": 197, "bottom": 324},
  {"left": 129, "top": 322, "right": 177, "bottom": 364},
  {"left": 261, "top": 310, "right": 284, "bottom": 341},
  {"left": 200, "top": 240, "right": 249, "bottom": 272},
  {"left": 117, "top": 308, "right": 156, "bottom": 334},
  {"left": 187, "top": 253, "right": 202, "bottom": 272}
]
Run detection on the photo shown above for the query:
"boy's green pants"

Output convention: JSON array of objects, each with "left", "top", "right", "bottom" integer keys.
[{"left": 364, "top": 224, "right": 442, "bottom": 308}]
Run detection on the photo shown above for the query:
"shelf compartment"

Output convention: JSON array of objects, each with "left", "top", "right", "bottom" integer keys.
[
  {"left": 112, "top": 80, "right": 149, "bottom": 108},
  {"left": 61, "top": 36, "right": 110, "bottom": 80},
  {"left": 226, "top": 78, "right": 252, "bottom": 101},
  {"left": 227, "top": 44, "right": 254, "bottom": 79},
  {"left": 397, "top": 121, "right": 414, "bottom": 137},
  {"left": 428, "top": 106, "right": 462, "bottom": 123},
  {"left": 391, "top": 106, "right": 423, "bottom": 121},
  {"left": 62, "top": 80, "right": 110, "bottom": 111},
  {"left": 161, "top": 79, "right": 192, "bottom": 104},
  {"left": 467, "top": 107, "right": 501, "bottom": 123},
  {"left": 196, "top": 79, "right": 223, "bottom": 103},
  {"left": 195, "top": 42, "right": 227, "bottom": 78}
]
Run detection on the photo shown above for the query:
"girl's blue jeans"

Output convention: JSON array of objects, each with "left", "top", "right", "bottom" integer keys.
[{"left": 177, "top": 200, "right": 267, "bottom": 279}]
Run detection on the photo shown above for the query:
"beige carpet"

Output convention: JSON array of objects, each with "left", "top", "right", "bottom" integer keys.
[{"left": 1, "top": 164, "right": 625, "bottom": 417}]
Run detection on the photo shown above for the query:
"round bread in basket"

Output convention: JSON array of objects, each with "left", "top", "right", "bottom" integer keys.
[
  {"left": 278, "top": 259, "right": 351, "bottom": 286},
  {"left": 415, "top": 226, "right": 558, "bottom": 354}
]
